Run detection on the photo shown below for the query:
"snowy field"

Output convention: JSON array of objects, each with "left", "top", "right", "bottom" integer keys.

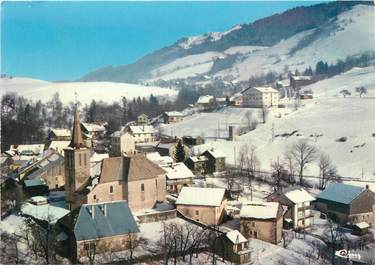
[
  {"left": 1, "top": 77, "right": 177, "bottom": 104},
  {"left": 164, "top": 66, "right": 375, "bottom": 182}
]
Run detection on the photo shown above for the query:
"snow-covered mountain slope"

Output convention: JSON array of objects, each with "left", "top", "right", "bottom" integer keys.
[
  {"left": 81, "top": 2, "right": 374, "bottom": 83},
  {"left": 162, "top": 66, "right": 375, "bottom": 181},
  {"left": 149, "top": 5, "right": 375, "bottom": 82},
  {"left": 1, "top": 77, "right": 177, "bottom": 104}
]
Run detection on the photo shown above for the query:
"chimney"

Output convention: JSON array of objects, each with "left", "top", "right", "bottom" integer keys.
[{"left": 228, "top": 126, "right": 234, "bottom": 141}]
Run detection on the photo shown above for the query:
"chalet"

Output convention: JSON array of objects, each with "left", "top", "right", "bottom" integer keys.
[
  {"left": 267, "top": 187, "right": 315, "bottom": 229},
  {"left": 241, "top": 87, "right": 279, "bottom": 108},
  {"left": 315, "top": 183, "right": 375, "bottom": 226},
  {"left": 197, "top": 95, "right": 215, "bottom": 109},
  {"left": 137, "top": 113, "right": 149, "bottom": 125},
  {"left": 6, "top": 144, "right": 45, "bottom": 161},
  {"left": 87, "top": 155, "right": 167, "bottom": 211},
  {"left": 163, "top": 111, "right": 184, "bottom": 124},
  {"left": 216, "top": 230, "right": 251, "bottom": 264},
  {"left": 176, "top": 187, "right": 227, "bottom": 225},
  {"left": 182, "top": 136, "right": 205, "bottom": 146},
  {"left": 202, "top": 148, "right": 226, "bottom": 174},
  {"left": 290, "top": 75, "right": 313, "bottom": 89},
  {"left": 127, "top": 125, "right": 156, "bottom": 144},
  {"left": 240, "top": 202, "right": 283, "bottom": 244},
  {"left": 48, "top": 128, "right": 71, "bottom": 141},
  {"left": 155, "top": 140, "right": 190, "bottom": 162},
  {"left": 80, "top": 122, "right": 106, "bottom": 139},
  {"left": 184, "top": 155, "right": 208, "bottom": 175},
  {"left": 57, "top": 201, "right": 139, "bottom": 263},
  {"left": 110, "top": 131, "right": 136, "bottom": 156},
  {"left": 162, "top": 162, "right": 194, "bottom": 194}
]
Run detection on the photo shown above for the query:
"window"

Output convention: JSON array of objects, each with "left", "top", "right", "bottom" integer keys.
[
  {"left": 252, "top": 222, "right": 255, "bottom": 227},
  {"left": 254, "top": 231, "right": 258, "bottom": 239},
  {"left": 84, "top": 153, "right": 87, "bottom": 166},
  {"left": 141, "top": 183, "right": 145, "bottom": 192},
  {"left": 79, "top": 154, "right": 82, "bottom": 166},
  {"left": 155, "top": 179, "right": 158, "bottom": 187},
  {"left": 93, "top": 195, "right": 96, "bottom": 200},
  {"left": 195, "top": 210, "right": 199, "bottom": 215},
  {"left": 110, "top": 186, "right": 113, "bottom": 193}
]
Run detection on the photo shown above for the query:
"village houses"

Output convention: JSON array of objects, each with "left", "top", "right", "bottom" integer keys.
[
  {"left": 240, "top": 201, "right": 283, "bottom": 244},
  {"left": 155, "top": 138, "right": 190, "bottom": 162},
  {"left": 202, "top": 148, "right": 226, "bottom": 174},
  {"left": 127, "top": 124, "right": 156, "bottom": 144},
  {"left": 137, "top": 113, "right": 149, "bottom": 125},
  {"left": 216, "top": 230, "right": 251, "bottom": 264},
  {"left": 267, "top": 187, "right": 315, "bottom": 229},
  {"left": 163, "top": 111, "right": 184, "bottom": 124},
  {"left": 161, "top": 162, "right": 194, "bottom": 194},
  {"left": 176, "top": 187, "right": 227, "bottom": 225},
  {"left": 48, "top": 128, "right": 71, "bottom": 141},
  {"left": 241, "top": 86, "right": 279, "bottom": 108},
  {"left": 196, "top": 95, "right": 215, "bottom": 109},
  {"left": 184, "top": 155, "right": 208, "bottom": 175},
  {"left": 315, "top": 183, "right": 375, "bottom": 227}
]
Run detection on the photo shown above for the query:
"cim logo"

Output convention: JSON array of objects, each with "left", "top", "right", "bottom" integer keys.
[{"left": 336, "top": 249, "right": 361, "bottom": 260}]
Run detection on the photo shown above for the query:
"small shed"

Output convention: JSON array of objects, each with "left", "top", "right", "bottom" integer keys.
[{"left": 352, "top": 222, "right": 370, "bottom": 236}]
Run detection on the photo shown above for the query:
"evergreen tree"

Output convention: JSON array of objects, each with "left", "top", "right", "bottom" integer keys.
[{"left": 174, "top": 140, "right": 186, "bottom": 162}]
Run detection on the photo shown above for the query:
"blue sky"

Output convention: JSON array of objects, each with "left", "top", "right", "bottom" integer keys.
[{"left": 1, "top": 1, "right": 323, "bottom": 81}]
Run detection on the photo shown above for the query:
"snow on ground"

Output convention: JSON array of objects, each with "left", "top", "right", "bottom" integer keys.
[
  {"left": 164, "top": 66, "right": 375, "bottom": 182},
  {"left": 1, "top": 77, "right": 177, "bottom": 104}
]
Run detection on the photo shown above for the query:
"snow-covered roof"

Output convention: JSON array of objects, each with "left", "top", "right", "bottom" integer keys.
[
  {"left": 21, "top": 201, "right": 70, "bottom": 224},
  {"left": 197, "top": 95, "right": 214, "bottom": 104},
  {"left": 176, "top": 187, "right": 226, "bottom": 207},
  {"left": 50, "top": 128, "right": 71, "bottom": 137},
  {"left": 9, "top": 144, "right": 45, "bottom": 155},
  {"left": 81, "top": 122, "right": 106, "bottom": 132},
  {"left": 216, "top": 97, "right": 227, "bottom": 102},
  {"left": 90, "top": 152, "right": 109, "bottom": 163},
  {"left": 165, "top": 111, "right": 184, "bottom": 117},
  {"left": 189, "top": 155, "right": 208, "bottom": 162},
  {"left": 354, "top": 222, "right": 370, "bottom": 229},
  {"left": 203, "top": 148, "right": 226, "bottom": 158},
  {"left": 48, "top": 141, "right": 70, "bottom": 151},
  {"left": 284, "top": 187, "right": 315, "bottom": 204},
  {"left": 316, "top": 183, "right": 364, "bottom": 205},
  {"left": 129, "top": 125, "right": 156, "bottom": 134},
  {"left": 292, "top": 75, "right": 312, "bottom": 81},
  {"left": 162, "top": 162, "right": 195, "bottom": 180},
  {"left": 245, "top": 86, "right": 278, "bottom": 93},
  {"left": 146, "top": 152, "right": 174, "bottom": 165},
  {"left": 240, "top": 201, "right": 280, "bottom": 219},
  {"left": 226, "top": 230, "right": 247, "bottom": 244}
]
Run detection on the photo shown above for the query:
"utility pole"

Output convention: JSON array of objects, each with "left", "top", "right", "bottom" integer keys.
[{"left": 271, "top": 123, "right": 275, "bottom": 142}]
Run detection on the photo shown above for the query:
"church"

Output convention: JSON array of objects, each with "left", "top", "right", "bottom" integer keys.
[{"left": 64, "top": 107, "right": 167, "bottom": 211}]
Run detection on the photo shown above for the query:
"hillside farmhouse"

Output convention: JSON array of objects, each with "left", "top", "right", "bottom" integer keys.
[
  {"left": 202, "top": 149, "right": 226, "bottom": 174},
  {"left": 241, "top": 87, "right": 279, "bottom": 108},
  {"left": 163, "top": 111, "right": 184, "bottom": 124}
]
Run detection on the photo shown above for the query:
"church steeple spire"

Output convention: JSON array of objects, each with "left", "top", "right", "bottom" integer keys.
[{"left": 69, "top": 106, "right": 85, "bottom": 149}]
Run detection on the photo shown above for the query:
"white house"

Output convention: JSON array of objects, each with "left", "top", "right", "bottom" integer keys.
[
  {"left": 127, "top": 125, "right": 156, "bottom": 144},
  {"left": 267, "top": 187, "right": 315, "bottom": 229},
  {"left": 162, "top": 162, "right": 195, "bottom": 193},
  {"left": 241, "top": 87, "right": 279, "bottom": 108},
  {"left": 110, "top": 131, "right": 136, "bottom": 156}
]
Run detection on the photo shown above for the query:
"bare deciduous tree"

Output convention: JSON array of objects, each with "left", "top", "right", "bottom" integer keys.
[
  {"left": 289, "top": 140, "right": 317, "bottom": 185},
  {"left": 271, "top": 157, "right": 285, "bottom": 191},
  {"left": 318, "top": 153, "right": 337, "bottom": 189},
  {"left": 283, "top": 153, "right": 296, "bottom": 184},
  {"left": 355, "top": 86, "right": 367, "bottom": 97}
]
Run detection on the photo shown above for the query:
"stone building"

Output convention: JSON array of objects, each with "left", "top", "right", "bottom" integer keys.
[
  {"left": 163, "top": 111, "right": 184, "bottom": 124},
  {"left": 202, "top": 149, "right": 226, "bottom": 174},
  {"left": 184, "top": 155, "right": 208, "bottom": 175},
  {"left": 57, "top": 201, "right": 139, "bottom": 263},
  {"left": 267, "top": 187, "right": 315, "bottom": 229},
  {"left": 315, "top": 183, "right": 375, "bottom": 226},
  {"left": 240, "top": 202, "right": 283, "bottom": 244},
  {"left": 241, "top": 87, "right": 279, "bottom": 108},
  {"left": 87, "top": 155, "right": 167, "bottom": 211},
  {"left": 176, "top": 187, "right": 227, "bottom": 225},
  {"left": 110, "top": 131, "right": 135, "bottom": 156}
]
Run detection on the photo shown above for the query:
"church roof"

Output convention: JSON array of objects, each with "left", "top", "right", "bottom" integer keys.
[
  {"left": 69, "top": 107, "right": 86, "bottom": 149},
  {"left": 99, "top": 155, "right": 166, "bottom": 183}
]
